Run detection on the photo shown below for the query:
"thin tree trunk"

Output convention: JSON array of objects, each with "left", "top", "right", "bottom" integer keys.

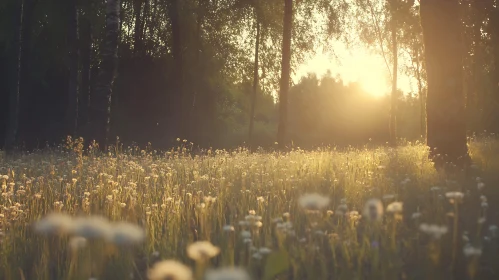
[
  {"left": 189, "top": 0, "right": 206, "bottom": 142},
  {"left": 420, "top": 0, "right": 469, "bottom": 166},
  {"left": 90, "top": 0, "right": 120, "bottom": 148},
  {"left": 415, "top": 48, "right": 426, "bottom": 139},
  {"left": 167, "top": 0, "right": 185, "bottom": 139},
  {"left": 66, "top": 0, "right": 79, "bottom": 136},
  {"left": 133, "top": 0, "right": 143, "bottom": 55},
  {"left": 141, "top": 0, "right": 150, "bottom": 56},
  {"left": 389, "top": 1, "right": 397, "bottom": 147},
  {"left": 277, "top": 0, "right": 292, "bottom": 150},
  {"left": 5, "top": 0, "right": 24, "bottom": 153},
  {"left": 249, "top": 6, "right": 260, "bottom": 147},
  {"left": 79, "top": 18, "right": 92, "bottom": 131}
]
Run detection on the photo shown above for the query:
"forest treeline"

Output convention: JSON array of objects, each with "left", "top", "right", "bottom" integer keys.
[{"left": 0, "top": 0, "right": 499, "bottom": 156}]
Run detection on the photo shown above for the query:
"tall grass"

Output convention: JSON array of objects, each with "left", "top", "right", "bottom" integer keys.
[{"left": 0, "top": 136, "right": 498, "bottom": 280}]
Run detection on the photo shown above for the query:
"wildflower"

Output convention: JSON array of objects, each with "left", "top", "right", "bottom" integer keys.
[
  {"left": 259, "top": 247, "right": 272, "bottom": 255},
  {"left": 272, "top": 217, "right": 283, "bottom": 223},
  {"left": 248, "top": 210, "right": 256, "bottom": 215},
  {"left": 238, "top": 221, "right": 250, "bottom": 227},
  {"left": 69, "top": 236, "right": 87, "bottom": 250},
  {"left": 282, "top": 212, "right": 290, "bottom": 219},
  {"left": 477, "top": 182, "right": 485, "bottom": 191},
  {"left": 363, "top": 198, "right": 383, "bottom": 222},
  {"left": 445, "top": 192, "right": 464, "bottom": 203},
  {"left": 187, "top": 241, "right": 220, "bottom": 262},
  {"left": 257, "top": 196, "right": 265, "bottom": 203},
  {"left": 72, "top": 216, "right": 113, "bottom": 239},
  {"left": 412, "top": 212, "right": 422, "bottom": 219},
  {"left": 107, "top": 222, "right": 145, "bottom": 245},
  {"left": 205, "top": 267, "right": 251, "bottom": 280},
  {"left": 382, "top": 194, "right": 395, "bottom": 201},
  {"left": 489, "top": 225, "right": 498, "bottom": 237},
  {"left": 326, "top": 210, "right": 334, "bottom": 216},
  {"left": 148, "top": 260, "right": 193, "bottom": 280},
  {"left": 240, "top": 230, "right": 251, "bottom": 239},
  {"left": 463, "top": 244, "right": 482, "bottom": 257},
  {"left": 478, "top": 217, "right": 486, "bottom": 224},
  {"left": 419, "top": 223, "right": 448, "bottom": 239},
  {"left": 252, "top": 252, "right": 262, "bottom": 260},
  {"left": 386, "top": 202, "right": 403, "bottom": 213},
  {"left": 298, "top": 193, "right": 330, "bottom": 210},
  {"left": 223, "top": 225, "right": 235, "bottom": 232},
  {"left": 34, "top": 212, "right": 74, "bottom": 236},
  {"left": 120, "top": 203, "right": 127, "bottom": 208}
]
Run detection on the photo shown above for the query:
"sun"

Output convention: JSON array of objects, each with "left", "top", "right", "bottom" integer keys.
[{"left": 295, "top": 47, "right": 392, "bottom": 97}]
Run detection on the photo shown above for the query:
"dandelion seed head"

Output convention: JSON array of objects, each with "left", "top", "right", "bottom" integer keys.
[
  {"left": 148, "top": 260, "right": 193, "bottom": 280},
  {"left": 363, "top": 198, "right": 383, "bottom": 222},
  {"left": 419, "top": 223, "right": 448, "bottom": 239},
  {"left": 204, "top": 267, "right": 251, "bottom": 280},
  {"left": 298, "top": 193, "right": 330, "bottom": 210},
  {"left": 107, "top": 222, "right": 145, "bottom": 245},
  {"left": 72, "top": 216, "right": 113, "bottom": 239},
  {"left": 463, "top": 244, "right": 482, "bottom": 257},
  {"left": 187, "top": 241, "right": 220, "bottom": 262},
  {"left": 34, "top": 212, "right": 74, "bottom": 236},
  {"left": 386, "top": 202, "right": 403, "bottom": 214},
  {"left": 223, "top": 225, "right": 235, "bottom": 232}
]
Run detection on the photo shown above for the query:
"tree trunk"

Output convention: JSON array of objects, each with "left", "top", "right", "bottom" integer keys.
[
  {"left": 167, "top": 0, "right": 185, "bottom": 139},
  {"left": 389, "top": 6, "right": 398, "bottom": 147},
  {"left": 249, "top": 7, "right": 260, "bottom": 148},
  {"left": 133, "top": 0, "right": 143, "bottom": 55},
  {"left": 415, "top": 48, "right": 426, "bottom": 139},
  {"left": 90, "top": 0, "right": 120, "bottom": 148},
  {"left": 78, "top": 17, "right": 92, "bottom": 131},
  {"left": 66, "top": 0, "right": 79, "bottom": 137},
  {"left": 420, "top": 0, "right": 469, "bottom": 165},
  {"left": 4, "top": 0, "right": 24, "bottom": 153},
  {"left": 277, "top": 0, "right": 292, "bottom": 150}
]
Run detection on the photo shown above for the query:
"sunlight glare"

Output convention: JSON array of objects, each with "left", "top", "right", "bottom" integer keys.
[{"left": 295, "top": 42, "right": 411, "bottom": 98}]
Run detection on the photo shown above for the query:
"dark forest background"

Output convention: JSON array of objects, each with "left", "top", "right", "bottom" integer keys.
[{"left": 1, "top": 0, "right": 499, "bottom": 151}]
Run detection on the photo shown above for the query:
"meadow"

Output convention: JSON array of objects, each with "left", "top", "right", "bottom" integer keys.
[{"left": 0, "top": 136, "right": 498, "bottom": 280}]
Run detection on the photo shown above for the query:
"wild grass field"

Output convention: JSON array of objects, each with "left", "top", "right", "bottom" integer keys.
[{"left": 0, "top": 137, "right": 498, "bottom": 280}]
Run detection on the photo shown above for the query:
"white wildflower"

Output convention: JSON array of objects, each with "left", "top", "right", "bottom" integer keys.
[
  {"left": 69, "top": 236, "right": 87, "bottom": 250},
  {"left": 187, "top": 241, "right": 220, "bottom": 262},
  {"left": 148, "top": 260, "right": 193, "bottom": 280},
  {"left": 107, "top": 222, "right": 145, "bottom": 245},
  {"left": 223, "top": 225, "right": 235, "bottom": 232},
  {"left": 463, "top": 244, "right": 482, "bottom": 257},
  {"left": 72, "top": 216, "right": 113, "bottom": 239},
  {"left": 363, "top": 198, "right": 383, "bottom": 222},
  {"left": 205, "top": 267, "right": 251, "bottom": 280},
  {"left": 419, "top": 223, "right": 448, "bottom": 239},
  {"left": 34, "top": 212, "right": 74, "bottom": 235},
  {"left": 386, "top": 202, "right": 403, "bottom": 213},
  {"left": 298, "top": 193, "right": 330, "bottom": 210}
]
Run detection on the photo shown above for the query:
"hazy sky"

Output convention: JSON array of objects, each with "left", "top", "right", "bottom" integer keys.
[{"left": 294, "top": 40, "right": 414, "bottom": 97}]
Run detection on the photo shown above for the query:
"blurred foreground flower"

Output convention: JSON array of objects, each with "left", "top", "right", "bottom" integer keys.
[
  {"left": 205, "top": 267, "right": 251, "bottom": 280},
  {"left": 386, "top": 202, "right": 403, "bottom": 214},
  {"left": 187, "top": 241, "right": 220, "bottom": 262},
  {"left": 107, "top": 221, "right": 145, "bottom": 245},
  {"left": 34, "top": 212, "right": 74, "bottom": 235},
  {"left": 419, "top": 223, "right": 448, "bottom": 239},
  {"left": 148, "top": 260, "right": 193, "bottom": 280},
  {"left": 463, "top": 244, "right": 482, "bottom": 257},
  {"left": 363, "top": 198, "right": 383, "bottom": 222},
  {"left": 298, "top": 193, "right": 330, "bottom": 211}
]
